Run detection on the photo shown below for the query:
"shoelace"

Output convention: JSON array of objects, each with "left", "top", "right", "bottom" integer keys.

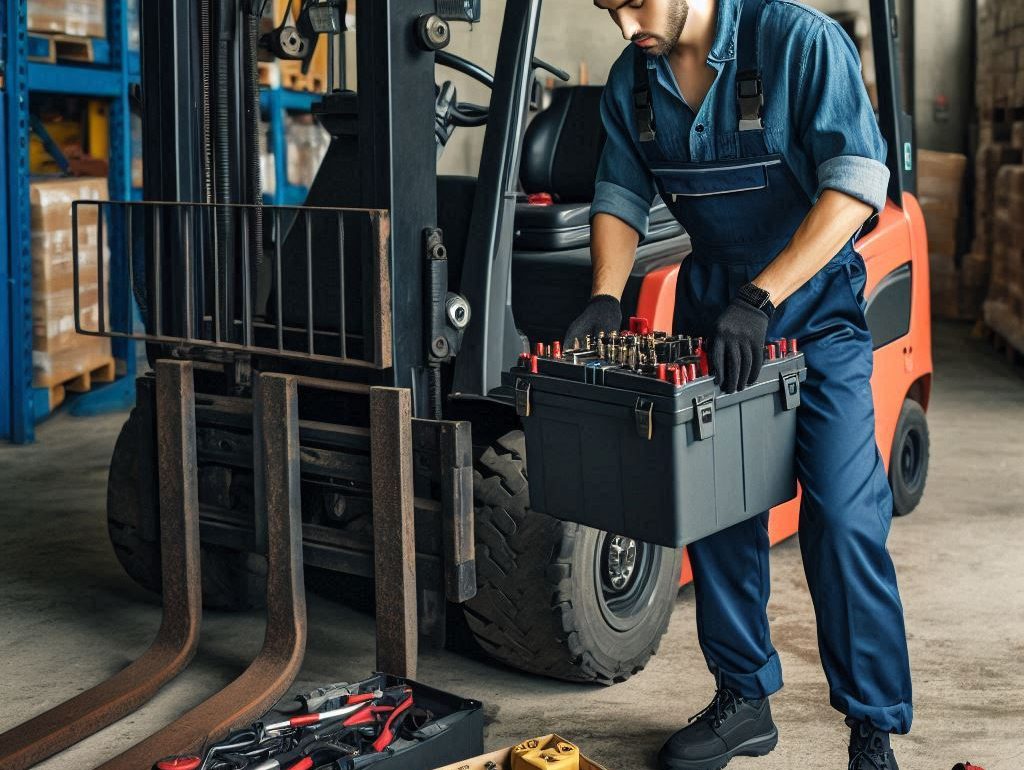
[
  {"left": 848, "top": 729, "right": 891, "bottom": 770},
  {"left": 687, "top": 686, "right": 742, "bottom": 730}
]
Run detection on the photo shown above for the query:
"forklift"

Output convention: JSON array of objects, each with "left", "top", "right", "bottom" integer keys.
[{"left": 97, "top": 0, "right": 932, "bottom": 690}]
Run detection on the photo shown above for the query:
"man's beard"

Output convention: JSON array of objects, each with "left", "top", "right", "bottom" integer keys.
[{"left": 634, "top": 0, "right": 689, "bottom": 56}]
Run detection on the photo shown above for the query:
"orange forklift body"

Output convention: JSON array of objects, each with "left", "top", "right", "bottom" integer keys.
[{"left": 634, "top": 194, "right": 934, "bottom": 586}]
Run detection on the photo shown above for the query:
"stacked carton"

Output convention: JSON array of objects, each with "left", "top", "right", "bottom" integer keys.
[
  {"left": 984, "top": 166, "right": 1024, "bottom": 350},
  {"left": 975, "top": 0, "right": 1024, "bottom": 347},
  {"left": 30, "top": 178, "right": 112, "bottom": 398},
  {"left": 27, "top": 0, "right": 106, "bottom": 38},
  {"left": 918, "top": 150, "right": 967, "bottom": 319}
]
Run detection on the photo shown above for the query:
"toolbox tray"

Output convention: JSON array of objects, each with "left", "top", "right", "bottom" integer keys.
[
  {"left": 263, "top": 674, "right": 483, "bottom": 770},
  {"left": 507, "top": 355, "right": 807, "bottom": 548}
]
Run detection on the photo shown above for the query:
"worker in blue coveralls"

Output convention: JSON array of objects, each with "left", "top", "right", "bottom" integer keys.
[{"left": 562, "top": 1, "right": 912, "bottom": 769}]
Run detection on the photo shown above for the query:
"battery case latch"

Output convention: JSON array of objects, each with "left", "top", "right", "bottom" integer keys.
[
  {"left": 693, "top": 394, "right": 715, "bottom": 440},
  {"left": 780, "top": 371, "right": 801, "bottom": 410},
  {"left": 515, "top": 378, "right": 531, "bottom": 417},
  {"left": 635, "top": 398, "right": 654, "bottom": 440}
]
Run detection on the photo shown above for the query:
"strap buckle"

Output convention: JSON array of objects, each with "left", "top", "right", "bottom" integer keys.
[
  {"left": 736, "top": 69, "right": 764, "bottom": 131},
  {"left": 633, "top": 86, "right": 657, "bottom": 142}
]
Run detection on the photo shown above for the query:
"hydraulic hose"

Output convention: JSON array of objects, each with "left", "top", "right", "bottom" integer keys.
[
  {"left": 244, "top": 1, "right": 264, "bottom": 274},
  {"left": 215, "top": 0, "right": 235, "bottom": 337}
]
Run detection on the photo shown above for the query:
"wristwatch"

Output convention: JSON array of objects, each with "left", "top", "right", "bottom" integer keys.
[{"left": 737, "top": 282, "right": 776, "bottom": 318}]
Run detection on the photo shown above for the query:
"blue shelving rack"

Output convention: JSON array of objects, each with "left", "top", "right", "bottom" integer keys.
[
  {"left": 261, "top": 86, "right": 319, "bottom": 206},
  {"left": 2, "top": 1, "right": 139, "bottom": 443}
]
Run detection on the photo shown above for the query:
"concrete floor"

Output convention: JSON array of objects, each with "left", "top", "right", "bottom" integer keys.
[{"left": 1, "top": 320, "right": 1023, "bottom": 770}]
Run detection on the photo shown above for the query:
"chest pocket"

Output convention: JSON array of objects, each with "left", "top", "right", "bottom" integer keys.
[{"left": 651, "top": 155, "right": 783, "bottom": 200}]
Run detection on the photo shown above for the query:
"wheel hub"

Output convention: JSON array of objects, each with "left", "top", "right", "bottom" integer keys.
[{"left": 605, "top": 535, "right": 638, "bottom": 591}]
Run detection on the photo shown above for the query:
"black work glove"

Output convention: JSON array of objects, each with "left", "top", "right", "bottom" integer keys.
[
  {"left": 563, "top": 295, "right": 622, "bottom": 349},
  {"left": 710, "top": 298, "right": 771, "bottom": 393}
]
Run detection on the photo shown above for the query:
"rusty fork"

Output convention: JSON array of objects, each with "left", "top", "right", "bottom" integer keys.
[
  {"left": 0, "top": 360, "right": 203, "bottom": 770},
  {"left": 94, "top": 371, "right": 307, "bottom": 770}
]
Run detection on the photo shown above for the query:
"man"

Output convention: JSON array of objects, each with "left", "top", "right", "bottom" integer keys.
[{"left": 563, "top": 1, "right": 912, "bottom": 768}]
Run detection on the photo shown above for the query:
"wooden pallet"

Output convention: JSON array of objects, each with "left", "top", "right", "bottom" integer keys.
[
  {"left": 39, "top": 356, "right": 117, "bottom": 411},
  {"left": 278, "top": 60, "right": 326, "bottom": 93},
  {"left": 981, "top": 300, "right": 1024, "bottom": 366},
  {"left": 28, "top": 33, "right": 101, "bottom": 64}
]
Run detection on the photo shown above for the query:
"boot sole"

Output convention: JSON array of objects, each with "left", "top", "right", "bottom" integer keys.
[{"left": 658, "top": 727, "right": 779, "bottom": 770}]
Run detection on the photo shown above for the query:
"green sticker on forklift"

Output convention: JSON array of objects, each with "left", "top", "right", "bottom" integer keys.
[{"left": 904, "top": 142, "right": 913, "bottom": 172}]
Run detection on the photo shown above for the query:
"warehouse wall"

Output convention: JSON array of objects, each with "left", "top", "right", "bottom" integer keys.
[{"left": 913, "top": 0, "right": 972, "bottom": 152}]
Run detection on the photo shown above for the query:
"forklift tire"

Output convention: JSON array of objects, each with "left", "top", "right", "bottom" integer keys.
[
  {"left": 463, "top": 430, "right": 683, "bottom": 684},
  {"left": 106, "top": 410, "right": 267, "bottom": 610},
  {"left": 889, "top": 398, "right": 930, "bottom": 517}
]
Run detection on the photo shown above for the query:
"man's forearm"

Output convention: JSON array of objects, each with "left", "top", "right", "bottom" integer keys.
[
  {"left": 752, "top": 189, "right": 874, "bottom": 305},
  {"left": 590, "top": 212, "right": 640, "bottom": 298}
]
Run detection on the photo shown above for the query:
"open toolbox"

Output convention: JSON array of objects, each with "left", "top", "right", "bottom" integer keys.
[
  {"left": 504, "top": 319, "right": 807, "bottom": 549},
  {"left": 155, "top": 674, "right": 483, "bottom": 770}
]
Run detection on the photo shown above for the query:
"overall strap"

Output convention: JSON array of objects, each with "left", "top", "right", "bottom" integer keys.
[
  {"left": 736, "top": 0, "right": 765, "bottom": 132},
  {"left": 633, "top": 48, "right": 657, "bottom": 143}
]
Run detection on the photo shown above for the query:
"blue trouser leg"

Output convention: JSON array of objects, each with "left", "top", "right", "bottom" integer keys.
[
  {"left": 688, "top": 512, "right": 784, "bottom": 698},
  {"left": 684, "top": 256, "right": 913, "bottom": 733},
  {"left": 794, "top": 300, "right": 913, "bottom": 734}
]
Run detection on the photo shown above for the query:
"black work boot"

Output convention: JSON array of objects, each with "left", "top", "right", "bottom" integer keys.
[
  {"left": 847, "top": 719, "right": 899, "bottom": 770},
  {"left": 657, "top": 687, "right": 778, "bottom": 770}
]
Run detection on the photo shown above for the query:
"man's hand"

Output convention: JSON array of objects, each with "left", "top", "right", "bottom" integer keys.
[
  {"left": 710, "top": 299, "right": 770, "bottom": 393},
  {"left": 563, "top": 295, "right": 622, "bottom": 349}
]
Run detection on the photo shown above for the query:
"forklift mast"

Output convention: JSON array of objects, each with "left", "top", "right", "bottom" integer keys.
[
  {"left": 870, "top": 0, "right": 917, "bottom": 203},
  {"left": 140, "top": 0, "right": 442, "bottom": 416}
]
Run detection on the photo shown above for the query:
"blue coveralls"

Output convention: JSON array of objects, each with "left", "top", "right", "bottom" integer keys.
[{"left": 591, "top": 0, "right": 913, "bottom": 733}]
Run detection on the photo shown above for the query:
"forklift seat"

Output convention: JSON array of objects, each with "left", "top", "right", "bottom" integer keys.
[{"left": 515, "top": 85, "right": 683, "bottom": 252}]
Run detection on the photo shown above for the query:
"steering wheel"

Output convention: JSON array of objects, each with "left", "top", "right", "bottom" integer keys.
[{"left": 435, "top": 50, "right": 570, "bottom": 128}]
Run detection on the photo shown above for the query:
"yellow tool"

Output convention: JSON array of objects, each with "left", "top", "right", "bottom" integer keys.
[{"left": 511, "top": 737, "right": 579, "bottom": 770}]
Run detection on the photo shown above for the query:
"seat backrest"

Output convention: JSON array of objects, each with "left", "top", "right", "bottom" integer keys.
[{"left": 520, "top": 86, "right": 606, "bottom": 203}]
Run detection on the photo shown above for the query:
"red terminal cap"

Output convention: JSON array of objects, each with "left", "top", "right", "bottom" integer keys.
[
  {"left": 767, "top": 344, "right": 776, "bottom": 360},
  {"left": 688, "top": 363, "right": 698, "bottom": 381},
  {"left": 527, "top": 192, "right": 554, "bottom": 206},
  {"left": 779, "top": 338, "right": 788, "bottom": 354},
  {"left": 629, "top": 316, "right": 651, "bottom": 335},
  {"left": 156, "top": 759, "right": 202, "bottom": 770},
  {"left": 529, "top": 355, "right": 539, "bottom": 373},
  {"left": 789, "top": 338, "right": 798, "bottom": 354},
  {"left": 672, "top": 367, "right": 682, "bottom": 386},
  {"left": 657, "top": 363, "right": 668, "bottom": 381},
  {"left": 535, "top": 342, "right": 544, "bottom": 357},
  {"left": 553, "top": 341, "right": 562, "bottom": 359}
]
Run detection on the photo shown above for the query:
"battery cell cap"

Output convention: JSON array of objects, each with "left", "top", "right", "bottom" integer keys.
[
  {"left": 553, "top": 341, "right": 562, "bottom": 358},
  {"left": 658, "top": 363, "right": 668, "bottom": 381},
  {"left": 789, "top": 338, "right": 798, "bottom": 354},
  {"left": 535, "top": 342, "right": 545, "bottom": 357},
  {"left": 530, "top": 355, "right": 539, "bottom": 373},
  {"left": 156, "top": 758, "right": 202, "bottom": 770},
  {"left": 779, "top": 338, "right": 788, "bottom": 355}
]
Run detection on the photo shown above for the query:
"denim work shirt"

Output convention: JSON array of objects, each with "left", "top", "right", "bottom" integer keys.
[{"left": 590, "top": 0, "right": 891, "bottom": 239}]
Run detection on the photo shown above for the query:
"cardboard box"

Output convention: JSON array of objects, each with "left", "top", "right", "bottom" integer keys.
[
  {"left": 27, "top": 0, "right": 106, "bottom": 38},
  {"left": 918, "top": 150, "right": 967, "bottom": 206},
  {"left": 30, "top": 177, "right": 110, "bottom": 369},
  {"left": 434, "top": 736, "right": 611, "bottom": 770}
]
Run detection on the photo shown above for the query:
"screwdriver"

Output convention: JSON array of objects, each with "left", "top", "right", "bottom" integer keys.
[{"left": 263, "top": 691, "right": 382, "bottom": 732}]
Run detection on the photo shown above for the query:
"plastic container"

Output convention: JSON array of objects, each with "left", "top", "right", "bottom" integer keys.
[{"left": 508, "top": 354, "right": 807, "bottom": 548}]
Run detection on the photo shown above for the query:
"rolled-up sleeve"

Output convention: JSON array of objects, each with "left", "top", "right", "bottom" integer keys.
[
  {"left": 795, "top": 21, "right": 890, "bottom": 213},
  {"left": 590, "top": 66, "right": 657, "bottom": 238}
]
